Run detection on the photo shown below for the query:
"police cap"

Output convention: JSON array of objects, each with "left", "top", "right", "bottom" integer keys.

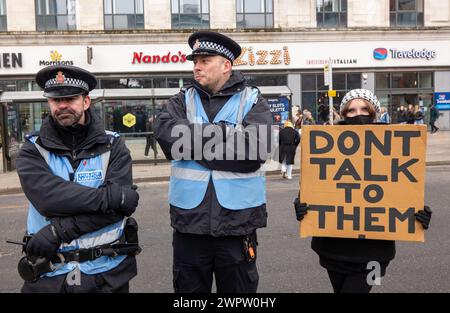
[
  {"left": 186, "top": 31, "right": 241, "bottom": 63},
  {"left": 35, "top": 65, "right": 97, "bottom": 98}
]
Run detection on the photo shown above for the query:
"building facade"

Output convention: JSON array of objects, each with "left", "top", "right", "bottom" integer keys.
[{"left": 1, "top": 0, "right": 450, "bottom": 168}]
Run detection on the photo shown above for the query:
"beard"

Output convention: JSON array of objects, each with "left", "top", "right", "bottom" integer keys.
[{"left": 52, "top": 108, "right": 83, "bottom": 127}]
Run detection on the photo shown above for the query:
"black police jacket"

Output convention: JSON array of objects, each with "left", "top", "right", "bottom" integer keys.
[
  {"left": 16, "top": 109, "right": 137, "bottom": 276},
  {"left": 155, "top": 71, "right": 272, "bottom": 236}
]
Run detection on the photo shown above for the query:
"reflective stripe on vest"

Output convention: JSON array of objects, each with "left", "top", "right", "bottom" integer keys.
[
  {"left": 169, "top": 87, "right": 266, "bottom": 210},
  {"left": 26, "top": 133, "right": 127, "bottom": 277}
]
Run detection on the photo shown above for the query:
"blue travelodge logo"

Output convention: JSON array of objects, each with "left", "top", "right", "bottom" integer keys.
[
  {"left": 373, "top": 48, "right": 388, "bottom": 60},
  {"left": 76, "top": 170, "right": 103, "bottom": 183}
]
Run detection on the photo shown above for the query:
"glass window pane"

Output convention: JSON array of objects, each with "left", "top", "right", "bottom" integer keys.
[
  {"left": 419, "top": 72, "right": 432, "bottom": 88},
  {"left": 397, "top": 12, "right": 417, "bottom": 26},
  {"left": 153, "top": 78, "right": 166, "bottom": 88},
  {"left": 136, "top": 0, "right": 144, "bottom": 14},
  {"left": 113, "top": 15, "right": 128, "bottom": 29},
  {"left": 266, "top": 13, "right": 273, "bottom": 27},
  {"left": 245, "top": 0, "right": 263, "bottom": 13},
  {"left": 136, "top": 14, "right": 144, "bottom": 28},
  {"left": 56, "top": 0, "right": 67, "bottom": 14},
  {"left": 0, "top": 0, "right": 6, "bottom": 14},
  {"left": 236, "top": 0, "right": 243, "bottom": 13},
  {"left": 202, "top": 0, "right": 209, "bottom": 13},
  {"left": 339, "top": 12, "right": 347, "bottom": 27},
  {"left": 47, "top": 0, "right": 56, "bottom": 14},
  {"left": 347, "top": 73, "right": 361, "bottom": 89},
  {"left": 333, "top": 73, "right": 345, "bottom": 90},
  {"left": 302, "top": 74, "right": 316, "bottom": 90},
  {"left": 398, "top": 0, "right": 415, "bottom": 11},
  {"left": 171, "top": 0, "right": 179, "bottom": 13},
  {"left": 266, "top": 0, "right": 273, "bottom": 12},
  {"left": 317, "top": 12, "right": 324, "bottom": 27},
  {"left": 323, "top": 12, "right": 338, "bottom": 27},
  {"left": 46, "top": 15, "right": 57, "bottom": 30},
  {"left": 236, "top": 13, "right": 244, "bottom": 28},
  {"left": 317, "top": 74, "right": 328, "bottom": 90},
  {"left": 376, "top": 73, "right": 390, "bottom": 89},
  {"left": 390, "top": 12, "right": 396, "bottom": 26},
  {"left": 317, "top": 0, "right": 324, "bottom": 12},
  {"left": 390, "top": 0, "right": 396, "bottom": 11},
  {"left": 392, "top": 72, "right": 418, "bottom": 88},
  {"left": 56, "top": 15, "right": 68, "bottom": 29},
  {"left": 114, "top": 0, "right": 135, "bottom": 14},
  {"left": 180, "top": 0, "right": 200, "bottom": 14},
  {"left": 302, "top": 92, "right": 318, "bottom": 121},
  {"left": 242, "top": 13, "right": 266, "bottom": 28},
  {"left": 104, "top": 15, "right": 113, "bottom": 29},
  {"left": 104, "top": 0, "right": 112, "bottom": 14},
  {"left": 340, "top": 0, "right": 347, "bottom": 11},
  {"left": 0, "top": 16, "right": 6, "bottom": 31},
  {"left": 417, "top": 12, "right": 423, "bottom": 26},
  {"left": 417, "top": 0, "right": 423, "bottom": 11},
  {"left": 127, "top": 14, "right": 136, "bottom": 28}
]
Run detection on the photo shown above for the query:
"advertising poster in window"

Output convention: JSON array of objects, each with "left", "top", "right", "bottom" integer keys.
[{"left": 268, "top": 97, "right": 290, "bottom": 126}]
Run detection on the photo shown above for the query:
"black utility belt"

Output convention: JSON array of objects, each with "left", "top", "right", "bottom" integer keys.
[{"left": 52, "top": 242, "right": 141, "bottom": 264}]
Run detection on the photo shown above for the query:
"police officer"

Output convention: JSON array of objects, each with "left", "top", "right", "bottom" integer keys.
[
  {"left": 155, "top": 31, "right": 272, "bottom": 293},
  {"left": 16, "top": 65, "right": 140, "bottom": 293}
]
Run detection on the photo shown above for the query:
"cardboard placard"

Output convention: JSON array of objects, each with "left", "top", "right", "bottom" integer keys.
[{"left": 299, "top": 124, "right": 427, "bottom": 242}]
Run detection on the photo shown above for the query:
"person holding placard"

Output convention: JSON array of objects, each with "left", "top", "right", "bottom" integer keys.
[{"left": 294, "top": 89, "right": 433, "bottom": 293}]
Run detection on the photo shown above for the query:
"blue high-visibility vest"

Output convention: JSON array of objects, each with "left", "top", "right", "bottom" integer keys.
[
  {"left": 169, "top": 87, "right": 266, "bottom": 210},
  {"left": 26, "top": 131, "right": 127, "bottom": 277}
]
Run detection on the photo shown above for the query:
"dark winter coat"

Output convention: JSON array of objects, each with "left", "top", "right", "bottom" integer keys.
[
  {"left": 278, "top": 126, "right": 300, "bottom": 165},
  {"left": 154, "top": 71, "right": 272, "bottom": 236},
  {"left": 309, "top": 120, "right": 396, "bottom": 271},
  {"left": 16, "top": 109, "right": 137, "bottom": 284}
]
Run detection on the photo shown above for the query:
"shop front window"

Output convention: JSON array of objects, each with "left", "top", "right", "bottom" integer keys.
[
  {"left": 392, "top": 72, "right": 418, "bottom": 88},
  {"left": 301, "top": 72, "right": 361, "bottom": 123},
  {"left": 245, "top": 74, "right": 287, "bottom": 86}
]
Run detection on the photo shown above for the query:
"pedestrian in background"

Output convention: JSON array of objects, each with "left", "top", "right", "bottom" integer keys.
[
  {"left": 429, "top": 103, "right": 440, "bottom": 133},
  {"left": 279, "top": 120, "right": 300, "bottom": 180}
]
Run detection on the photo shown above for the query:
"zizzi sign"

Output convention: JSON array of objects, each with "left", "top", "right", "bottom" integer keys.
[
  {"left": 234, "top": 46, "right": 291, "bottom": 66},
  {"left": 373, "top": 48, "right": 436, "bottom": 60}
]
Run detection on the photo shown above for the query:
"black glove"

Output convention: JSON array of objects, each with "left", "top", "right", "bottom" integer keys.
[
  {"left": 415, "top": 205, "right": 432, "bottom": 230},
  {"left": 119, "top": 185, "right": 140, "bottom": 217},
  {"left": 103, "top": 182, "right": 139, "bottom": 216},
  {"left": 26, "top": 224, "right": 61, "bottom": 260},
  {"left": 294, "top": 198, "right": 309, "bottom": 221}
]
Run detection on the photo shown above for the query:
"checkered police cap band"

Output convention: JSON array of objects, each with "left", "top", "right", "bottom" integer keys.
[
  {"left": 340, "top": 89, "right": 381, "bottom": 114},
  {"left": 195, "top": 41, "right": 235, "bottom": 61},
  {"left": 45, "top": 77, "right": 89, "bottom": 91}
]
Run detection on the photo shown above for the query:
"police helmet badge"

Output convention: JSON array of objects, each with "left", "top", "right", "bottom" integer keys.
[{"left": 56, "top": 71, "right": 65, "bottom": 84}]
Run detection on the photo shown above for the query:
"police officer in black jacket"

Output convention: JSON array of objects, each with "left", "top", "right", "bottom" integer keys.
[
  {"left": 16, "top": 65, "right": 140, "bottom": 293},
  {"left": 155, "top": 31, "right": 272, "bottom": 293}
]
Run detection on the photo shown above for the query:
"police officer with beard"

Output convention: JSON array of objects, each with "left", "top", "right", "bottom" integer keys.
[
  {"left": 15, "top": 65, "right": 140, "bottom": 293},
  {"left": 155, "top": 31, "right": 272, "bottom": 293}
]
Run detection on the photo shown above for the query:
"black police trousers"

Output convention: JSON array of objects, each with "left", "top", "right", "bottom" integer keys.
[
  {"left": 21, "top": 256, "right": 136, "bottom": 293},
  {"left": 172, "top": 231, "right": 259, "bottom": 293}
]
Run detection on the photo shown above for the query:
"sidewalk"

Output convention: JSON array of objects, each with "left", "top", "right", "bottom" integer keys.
[{"left": 1, "top": 131, "right": 449, "bottom": 195}]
